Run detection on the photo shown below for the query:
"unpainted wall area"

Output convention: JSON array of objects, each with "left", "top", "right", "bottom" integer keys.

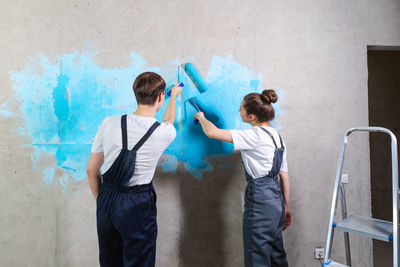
[{"left": 1, "top": 1, "right": 400, "bottom": 266}]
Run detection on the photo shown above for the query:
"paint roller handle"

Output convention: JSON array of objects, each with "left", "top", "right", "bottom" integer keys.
[{"left": 167, "top": 82, "right": 184, "bottom": 96}]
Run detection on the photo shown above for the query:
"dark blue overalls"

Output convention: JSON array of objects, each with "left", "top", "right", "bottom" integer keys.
[
  {"left": 96, "top": 115, "right": 160, "bottom": 267},
  {"left": 243, "top": 127, "right": 289, "bottom": 267}
]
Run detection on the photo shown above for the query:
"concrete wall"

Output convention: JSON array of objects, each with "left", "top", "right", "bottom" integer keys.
[{"left": 1, "top": 1, "right": 400, "bottom": 266}]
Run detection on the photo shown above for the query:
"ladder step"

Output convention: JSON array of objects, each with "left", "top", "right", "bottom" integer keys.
[
  {"left": 325, "top": 261, "right": 350, "bottom": 267},
  {"left": 335, "top": 215, "right": 393, "bottom": 242}
]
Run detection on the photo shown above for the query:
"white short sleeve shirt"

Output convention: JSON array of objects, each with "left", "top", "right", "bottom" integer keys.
[
  {"left": 91, "top": 114, "right": 176, "bottom": 186},
  {"left": 230, "top": 126, "right": 288, "bottom": 179}
]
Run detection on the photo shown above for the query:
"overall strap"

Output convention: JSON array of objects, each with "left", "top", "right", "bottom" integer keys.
[
  {"left": 278, "top": 134, "right": 284, "bottom": 149},
  {"left": 132, "top": 121, "right": 160, "bottom": 151},
  {"left": 121, "top": 115, "right": 128, "bottom": 149},
  {"left": 260, "top": 127, "right": 279, "bottom": 148}
]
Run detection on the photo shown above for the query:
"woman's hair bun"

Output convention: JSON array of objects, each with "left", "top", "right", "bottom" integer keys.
[{"left": 261, "top": 89, "right": 278, "bottom": 104}]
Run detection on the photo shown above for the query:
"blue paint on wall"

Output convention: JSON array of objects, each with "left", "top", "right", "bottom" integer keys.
[
  {"left": 43, "top": 167, "right": 55, "bottom": 186},
  {"left": 5, "top": 52, "right": 284, "bottom": 186},
  {"left": 52, "top": 74, "right": 70, "bottom": 124},
  {"left": 250, "top": 79, "right": 260, "bottom": 90}
]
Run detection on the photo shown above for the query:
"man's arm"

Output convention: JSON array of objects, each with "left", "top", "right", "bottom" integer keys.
[
  {"left": 162, "top": 84, "right": 183, "bottom": 124},
  {"left": 87, "top": 152, "right": 104, "bottom": 200}
]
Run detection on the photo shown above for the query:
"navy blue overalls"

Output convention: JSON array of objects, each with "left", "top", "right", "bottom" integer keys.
[
  {"left": 96, "top": 115, "right": 160, "bottom": 267},
  {"left": 243, "top": 127, "right": 289, "bottom": 267}
]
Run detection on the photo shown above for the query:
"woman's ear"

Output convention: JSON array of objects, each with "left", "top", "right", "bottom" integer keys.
[{"left": 248, "top": 114, "right": 256, "bottom": 122}]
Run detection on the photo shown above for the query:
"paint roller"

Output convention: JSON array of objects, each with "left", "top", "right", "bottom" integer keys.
[
  {"left": 187, "top": 97, "right": 220, "bottom": 124},
  {"left": 167, "top": 62, "right": 208, "bottom": 96},
  {"left": 184, "top": 62, "right": 208, "bottom": 93},
  {"left": 167, "top": 62, "right": 219, "bottom": 124}
]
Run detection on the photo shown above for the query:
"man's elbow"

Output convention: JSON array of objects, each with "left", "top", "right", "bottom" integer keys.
[
  {"left": 86, "top": 167, "right": 98, "bottom": 178},
  {"left": 162, "top": 118, "right": 174, "bottom": 125}
]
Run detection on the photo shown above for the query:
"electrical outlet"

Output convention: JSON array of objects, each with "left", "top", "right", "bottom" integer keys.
[
  {"left": 341, "top": 173, "right": 349, "bottom": 184},
  {"left": 315, "top": 247, "right": 325, "bottom": 259}
]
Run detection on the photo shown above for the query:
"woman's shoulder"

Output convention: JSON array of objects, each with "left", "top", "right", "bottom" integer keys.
[
  {"left": 231, "top": 126, "right": 260, "bottom": 136},
  {"left": 258, "top": 125, "right": 281, "bottom": 135},
  {"left": 258, "top": 126, "right": 283, "bottom": 143}
]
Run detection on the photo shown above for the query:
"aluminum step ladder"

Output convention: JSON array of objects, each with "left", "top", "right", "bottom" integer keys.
[{"left": 323, "top": 127, "right": 399, "bottom": 267}]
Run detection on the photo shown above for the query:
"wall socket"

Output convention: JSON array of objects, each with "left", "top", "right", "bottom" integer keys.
[
  {"left": 341, "top": 173, "right": 349, "bottom": 184},
  {"left": 315, "top": 247, "right": 325, "bottom": 259}
]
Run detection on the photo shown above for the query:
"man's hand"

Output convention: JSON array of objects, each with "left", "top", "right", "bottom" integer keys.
[
  {"left": 162, "top": 83, "right": 184, "bottom": 124},
  {"left": 87, "top": 152, "right": 104, "bottom": 200},
  {"left": 170, "top": 83, "right": 184, "bottom": 98}
]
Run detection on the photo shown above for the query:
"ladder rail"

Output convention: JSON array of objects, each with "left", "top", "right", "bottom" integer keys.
[
  {"left": 324, "top": 131, "right": 348, "bottom": 263},
  {"left": 389, "top": 130, "right": 398, "bottom": 267},
  {"left": 350, "top": 127, "right": 398, "bottom": 266},
  {"left": 324, "top": 127, "right": 399, "bottom": 267},
  {"left": 340, "top": 183, "right": 351, "bottom": 266}
]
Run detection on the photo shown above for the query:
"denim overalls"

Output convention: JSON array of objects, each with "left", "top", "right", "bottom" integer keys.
[
  {"left": 243, "top": 127, "right": 289, "bottom": 267},
  {"left": 96, "top": 115, "right": 160, "bottom": 267}
]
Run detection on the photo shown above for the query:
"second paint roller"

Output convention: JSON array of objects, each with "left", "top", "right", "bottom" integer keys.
[
  {"left": 188, "top": 97, "right": 220, "bottom": 124},
  {"left": 185, "top": 63, "right": 219, "bottom": 123}
]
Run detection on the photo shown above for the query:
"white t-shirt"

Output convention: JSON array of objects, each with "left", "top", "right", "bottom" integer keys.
[
  {"left": 91, "top": 114, "right": 176, "bottom": 186},
  {"left": 230, "top": 126, "right": 288, "bottom": 179}
]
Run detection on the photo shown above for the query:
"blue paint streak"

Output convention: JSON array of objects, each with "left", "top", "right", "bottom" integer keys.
[
  {"left": 0, "top": 108, "right": 16, "bottom": 118},
  {"left": 52, "top": 74, "right": 70, "bottom": 124},
  {"left": 5, "top": 52, "right": 284, "bottom": 186},
  {"left": 43, "top": 168, "right": 55, "bottom": 185}
]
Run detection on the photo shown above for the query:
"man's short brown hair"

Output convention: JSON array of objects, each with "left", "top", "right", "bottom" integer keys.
[{"left": 133, "top": 72, "right": 166, "bottom": 105}]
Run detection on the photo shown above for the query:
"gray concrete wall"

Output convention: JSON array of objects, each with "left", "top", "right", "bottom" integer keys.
[{"left": 1, "top": 1, "right": 400, "bottom": 266}]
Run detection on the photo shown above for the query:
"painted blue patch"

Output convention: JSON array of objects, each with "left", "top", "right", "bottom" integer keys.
[
  {"left": 250, "top": 79, "right": 260, "bottom": 90},
  {"left": 0, "top": 109, "right": 15, "bottom": 117},
  {"left": 5, "top": 52, "right": 284, "bottom": 186},
  {"left": 43, "top": 167, "right": 55, "bottom": 186},
  {"left": 52, "top": 74, "right": 70, "bottom": 124}
]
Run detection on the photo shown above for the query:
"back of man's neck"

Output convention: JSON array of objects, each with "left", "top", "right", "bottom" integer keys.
[{"left": 133, "top": 105, "right": 157, "bottom": 118}]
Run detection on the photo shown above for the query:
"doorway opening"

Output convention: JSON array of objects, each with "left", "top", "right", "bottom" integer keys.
[{"left": 368, "top": 45, "right": 400, "bottom": 267}]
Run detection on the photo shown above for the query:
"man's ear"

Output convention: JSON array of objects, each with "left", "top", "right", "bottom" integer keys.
[{"left": 158, "top": 92, "right": 163, "bottom": 102}]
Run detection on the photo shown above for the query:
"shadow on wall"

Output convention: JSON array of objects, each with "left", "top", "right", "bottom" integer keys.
[{"left": 179, "top": 154, "right": 245, "bottom": 267}]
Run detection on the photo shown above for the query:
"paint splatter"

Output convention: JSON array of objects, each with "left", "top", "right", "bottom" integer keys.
[{"left": 4, "top": 52, "right": 284, "bottom": 186}]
